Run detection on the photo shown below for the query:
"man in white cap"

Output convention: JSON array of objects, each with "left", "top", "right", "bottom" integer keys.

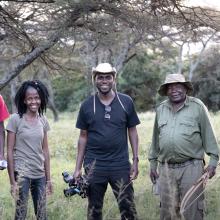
[
  {"left": 148, "top": 73, "right": 219, "bottom": 220},
  {"left": 73, "top": 63, "right": 140, "bottom": 220}
]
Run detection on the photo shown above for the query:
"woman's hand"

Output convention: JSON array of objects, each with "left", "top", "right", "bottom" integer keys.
[
  {"left": 46, "top": 180, "right": 53, "bottom": 195},
  {"left": 10, "top": 182, "right": 19, "bottom": 199}
]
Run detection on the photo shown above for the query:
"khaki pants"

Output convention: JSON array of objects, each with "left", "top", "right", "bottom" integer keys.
[{"left": 158, "top": 160, "right": 204, "bottom": 220}]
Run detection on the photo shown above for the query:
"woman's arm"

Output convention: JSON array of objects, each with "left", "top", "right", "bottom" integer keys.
[
  {"left": 7, "top": 131, "right": 18, "bottom": 197},
  {"left": 42, "top": 132, "right": 52, "bottom": 194},
  {"left": 0, "top": 122, "right": 5, "bottom": 161}
]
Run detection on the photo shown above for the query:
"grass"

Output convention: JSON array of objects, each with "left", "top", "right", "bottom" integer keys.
[{"left": 0, "top": 111, "right": 220, "bottom": 219}]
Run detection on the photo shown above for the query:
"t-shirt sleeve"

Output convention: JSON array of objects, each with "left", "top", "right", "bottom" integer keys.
[
  {"left": 0, "top": 95, "right": 10, "bottom": 122},
  {"left": 76, "top": 104, "right": 88, "bottom": 130},
  {"left": 42, "top": 116, "right": 50, "bottom": 132},
  {"left": 126, "top": 97, "right": 140, "bottom": 128},
  {"left": 6, "top": 114, "right": 18, "bottom": 133}
]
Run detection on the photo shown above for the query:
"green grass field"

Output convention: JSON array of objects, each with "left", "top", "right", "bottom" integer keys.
[{"left": 1, "top": 111, "right": 220, "bottom": 220}]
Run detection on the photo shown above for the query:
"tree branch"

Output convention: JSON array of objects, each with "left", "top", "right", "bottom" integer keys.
[
  {"left": 0, "top": 0, "right": 55, "bottom": 3},
  {"left": 0, "top": 31, "right": 61, "bottom": 90}
]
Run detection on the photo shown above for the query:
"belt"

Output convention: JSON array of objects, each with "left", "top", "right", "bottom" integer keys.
[{"left": 159, "top": 159, "right": 202, "bottom": 169}]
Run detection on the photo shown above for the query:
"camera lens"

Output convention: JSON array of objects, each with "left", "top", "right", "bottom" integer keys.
[
  {"left": 63, "top": 187, "right": 80, "bottom": 197},
  {"left": 62, "top": 172, "right": 73, "bottom": 183},
  {"left": 62, "top": 172, "right": 68, "bottom": 178}
]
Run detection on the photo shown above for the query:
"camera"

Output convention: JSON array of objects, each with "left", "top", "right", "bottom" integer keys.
[{"left": 62, "top": 171, "right": 89, "bottom": 198}]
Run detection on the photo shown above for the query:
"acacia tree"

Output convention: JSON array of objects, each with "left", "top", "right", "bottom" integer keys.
[
  {"left": 0, "top": 0, "right": 220, "bottom": 101},
  {"left": 0, "top": 2, "right": 219, "bottom": 72}
]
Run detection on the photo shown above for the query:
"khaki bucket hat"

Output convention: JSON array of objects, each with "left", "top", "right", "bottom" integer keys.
[{"left": 158, "top": 73, "right": 193, "bottom": 96}]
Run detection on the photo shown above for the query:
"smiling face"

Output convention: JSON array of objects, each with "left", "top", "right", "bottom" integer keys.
[
  {"left": 24, "top": 86, "right": 41, "bottom": 114},
  {"left": 167, "top": 83, "right": 187, "bottom": 104},
  {"left": 95, "top": 73, "right": 115, "bottom": 95}
]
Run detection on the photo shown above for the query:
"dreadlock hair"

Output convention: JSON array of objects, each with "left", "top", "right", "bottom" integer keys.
[{"left": 15, "top": 80, "right": 49, "bottom": 118}]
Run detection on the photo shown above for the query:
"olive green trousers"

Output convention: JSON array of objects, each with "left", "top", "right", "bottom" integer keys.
[{"left": 158, "top": 160, "right": 204, "bottom": 220}]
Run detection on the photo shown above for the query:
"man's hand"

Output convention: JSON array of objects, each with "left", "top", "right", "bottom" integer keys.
[
  {"left": 150, "top": 169, "right": 159, "bottom": 184},
  {"left": 73, "top": 169, "right": 82, "bottom": 182},
  {"left": 205, "top": 165, "right": 216, "bottom": 179},
  {"left": 130, "top": 160, "right": 139, "bottom": 181}
]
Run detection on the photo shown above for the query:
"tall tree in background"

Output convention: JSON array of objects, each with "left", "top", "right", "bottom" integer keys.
[
  {"left": 0, "top": 0, "right": 220, "bottom": 112},
  {"left": 191, "top": 45, "right": 220, "bottom": 111},
  {"left": 0, "top": 0, "right": 220, "bottom": 86}
]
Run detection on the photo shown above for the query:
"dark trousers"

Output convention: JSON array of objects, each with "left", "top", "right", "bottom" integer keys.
[
  {"left": 15, "top": 174, "right": 47, "bottom": 220},
  {"left": 87, "top": 170, "right": 138, "bottom": 220}
]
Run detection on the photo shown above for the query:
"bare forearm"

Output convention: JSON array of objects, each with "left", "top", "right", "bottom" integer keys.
[
  {"left": 128, "top": 127, "right": 139, "bottom": 180},
  {"left": 0, "top": 122, "right": 5, "bottom": 157},
  {"left": 75, "top": 130, "right": 87, "bottom": 172},
  {"left": 128, "top": 127, "right": 139, "bottom": 159},
  {"left": 44, "top": 149, "right": 51, "bottom": 181},
  {"left": 42, "top": 133, "right": 51, "bottom": 181},
  {"left": 7, "top": 132, "right": 16, "bottom": 184},
  {"left": 7, "top": 149, "right": 15, "bottom": 185},
  {"left": 75, "top": 138, "right": 86, "bottom": 171}
]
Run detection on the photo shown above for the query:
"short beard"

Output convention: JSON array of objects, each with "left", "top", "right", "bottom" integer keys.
[{"left": 97, "top": 87, "right": 111, "bottom": 96}]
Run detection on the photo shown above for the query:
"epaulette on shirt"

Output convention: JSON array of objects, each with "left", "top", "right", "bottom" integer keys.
[
  {"left": 154, "top": 99, "right": 169, "bottom": 110},
  {"left": 187, "top": 96, "right": 205, "bottom": 107},
  {"left": 154, "top": 96, "right": 205, "bottom": 110}
]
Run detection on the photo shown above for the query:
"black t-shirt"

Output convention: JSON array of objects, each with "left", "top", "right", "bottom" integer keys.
[{"left": 76, "top": 93, "right": 140, "bottom": 171}]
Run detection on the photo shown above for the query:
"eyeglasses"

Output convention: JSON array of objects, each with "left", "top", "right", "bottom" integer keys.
[{"left": 104, "top": 105, "right": 111, "bottom": 120}]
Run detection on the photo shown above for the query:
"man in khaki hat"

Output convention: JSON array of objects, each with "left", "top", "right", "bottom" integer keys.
[
  {"left": 73, "top": 63, "right": 140, "bottom": 220},
  {"left": 148, "top": 73, "right": 219, "bottom": 220}
]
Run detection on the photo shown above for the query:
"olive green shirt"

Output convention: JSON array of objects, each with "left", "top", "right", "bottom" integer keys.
[{"left": 149, "top": 96, "right": 219, "bottom": 170}]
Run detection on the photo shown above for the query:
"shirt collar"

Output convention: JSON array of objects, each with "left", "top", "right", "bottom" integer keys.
[{"left": 164, "top": 95, "right": 189, "bottom": 109}]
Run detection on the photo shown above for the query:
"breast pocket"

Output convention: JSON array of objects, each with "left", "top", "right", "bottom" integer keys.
[
  {"left": 158, "top": 120, "right": 168, "bottom": 137},
  {"left": 179, "top": 118, "right": 200, "bottom": 135}
]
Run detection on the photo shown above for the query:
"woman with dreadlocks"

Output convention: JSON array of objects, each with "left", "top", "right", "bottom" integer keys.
[{"left": 6, "top": 80, "right": 53, "bottom": 220}]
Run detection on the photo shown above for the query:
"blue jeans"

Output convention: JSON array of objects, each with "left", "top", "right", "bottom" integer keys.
[{"left": 15, "top": 173, "right": 47, "bottom": 220}]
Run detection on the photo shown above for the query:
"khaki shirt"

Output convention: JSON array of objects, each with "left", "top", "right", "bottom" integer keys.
[{"left": 149, "top": 96, "right": 219, "bottom": 170}]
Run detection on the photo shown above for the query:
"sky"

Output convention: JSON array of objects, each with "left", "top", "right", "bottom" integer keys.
[
  {"left": 182, "top": 0, "right": 220, "bottom": 55},
  {"left": 185, "top": 0, "right": 220, "bottom": 9}
]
